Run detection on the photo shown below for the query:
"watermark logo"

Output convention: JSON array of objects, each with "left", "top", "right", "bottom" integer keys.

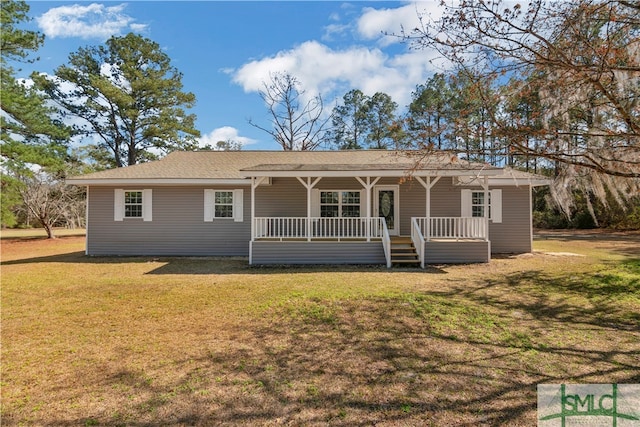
[{"left": 538, "top": 384, "right": 640, "bottom": 426}]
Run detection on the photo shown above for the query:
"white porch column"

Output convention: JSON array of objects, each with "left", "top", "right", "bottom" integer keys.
[
  {"left": 482, "top": 175, "right": 489, "bottom": 242},
  {"left": 250, "top": 176, "right": 269, "bottom": 265},
  {"left": 297, "top": 177, "right": 322, "bottom": 241},
  {"left": 251, "top": 177, "right": 256, "bottom": 243},
  {"left": 355, "top": 176, "right": 380, "bottom": 241},
  {"left": 250, "top": 176, "right": 269, "bottom": 242},
  {"left": 416, "top": 176, "right": 440, "bottom": 242}
]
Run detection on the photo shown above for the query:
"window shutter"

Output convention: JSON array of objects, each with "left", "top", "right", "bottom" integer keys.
[
  {"left": 233, "top": 189, "right": 244, "bottom": 222},
  {"left": 204, "top": 189, "right": 214, "bottom": 222},
  {"left": 311, "top": 189, "right": 320, "bottom": 217},
  {"left": 143, "top": 189, "right": 153, "bottom": 221},
  {"left": 460, "top": 189, "right": 472, "bottom": 217},
  {"left": 114, "top": 189, "right": 124, "bottom": 221},
  {"left": 490, "top": 189, "right": 502, "bottom": 223}
]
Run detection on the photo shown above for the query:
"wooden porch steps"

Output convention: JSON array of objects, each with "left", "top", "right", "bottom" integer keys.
[{"left": 390, "top": 236, "right": 420, "bottom": 265}]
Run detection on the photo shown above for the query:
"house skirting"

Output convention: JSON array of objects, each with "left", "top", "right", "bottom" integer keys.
[
  {"left": 250, "top": 241, "right": 386, "bottom": 265},
  {"left": 424, "top": 240, "right": 490, "bottom": 264},
  {"left": 251, "top": 239, "right": 490, "bottom": 266}
]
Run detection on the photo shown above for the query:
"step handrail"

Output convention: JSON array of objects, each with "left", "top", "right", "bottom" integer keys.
[
  {"left": 411, "top": 217, "right": 426, "bottom": 268},
  {"left": 381, "top": 221, "right": 392, "bottom": 268}
]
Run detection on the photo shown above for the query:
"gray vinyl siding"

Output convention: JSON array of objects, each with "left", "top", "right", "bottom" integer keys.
[
  {"left": 255, "top": 177, "right": 429, "bottom": 236},
  {"left": 426, "top": 179, "right": 532, "bottom": 254},
  {"left": 488, "top": 186, "right": 532, "bottom": 253},
  {"left": 424, "top": 240, "right": 490, "bottom": 264},
  {"left": 87, "top": 186, "right": 250, "bottom": 256},
  {"left": 251, "top": 241, "right": 386, "bottom": 265},
  {"left": 85, "top": 177, "right": 532, "bottom": 259},
  {"left": 255, "top": 177, "right": 309, "bottom": 217}
]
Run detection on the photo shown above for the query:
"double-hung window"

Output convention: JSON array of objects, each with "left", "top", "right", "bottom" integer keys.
[
  {"left": 471, "top": 191, "right": 489, "bottom": 219},
  {"left": 318, "top": 191, "right": 361, "bottom": 218},
  {"left": 461, "top": 189, "right": 502, "bottom": 223},
  {"left": 214, "top": 191, "right": 234, "bottom": 218},
  {"left": 204, "top": 189, "right": 244, "bottom": 222},
  {"left": 114, "top": 189, "right": 152, "bottom": 221},
  {"left": 124, "top": 191, "right": 143, "bottom": 218}
]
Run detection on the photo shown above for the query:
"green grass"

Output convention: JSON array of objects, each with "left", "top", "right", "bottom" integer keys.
[{"left": 1, "top": 232, "right": 639, "bottom": 426}]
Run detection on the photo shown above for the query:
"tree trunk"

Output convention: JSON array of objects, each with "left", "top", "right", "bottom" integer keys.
[{"left": 41, "top": 219, "right": 56, "bottom": 239}]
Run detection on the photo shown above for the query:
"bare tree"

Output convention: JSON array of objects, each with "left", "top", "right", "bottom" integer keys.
[
  {"left": 404, "top": 0, "right": 639, "bottom": 217},
  {"left": 15, "top": 169, "right": 85, "bottom": 238},
  {"left": 249, "top": 72, "right": 331, "bottom": 150}
]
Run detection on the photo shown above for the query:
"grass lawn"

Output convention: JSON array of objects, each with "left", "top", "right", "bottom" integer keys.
[{"left": 1, "top": 231, "right": 639, "bottom": 426}]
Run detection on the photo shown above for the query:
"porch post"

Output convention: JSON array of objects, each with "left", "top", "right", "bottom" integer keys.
[
  {"left": 482, "top": 175, "right": 489, "bottom": 242},
  {"left": 296, "top": 177, "right": 321, "bottom": 242},
  {"left": 251, "top": 177, "right": 256, "bottom": 243},
  {"left": 416, "top": 176, "right": 440, "bottom": 242},
  {"left": 355, "top": 176, "right": 380, "bottom": 242},
  {"left": 250, "top": 177, "right": 258, "bottom": 265},
  {"left": 306, "top": 177, "right": 312, "bottom": 242}
]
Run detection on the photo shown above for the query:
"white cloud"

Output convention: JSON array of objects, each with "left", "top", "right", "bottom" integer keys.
[
  {"left": 230, "top": 2, "right": 455, "bottom": 111},
  {"left": 232, "top": 39, "right": 438, "bottom": 109},
  {"left": 198, "top": 127, "right": 257, "bottom": 148},
  {"left": 36, "top": 3, "right": 145, "bottom": 40},
  {"left": 357, "top": 2, "right": 443, "bottom": 46}
]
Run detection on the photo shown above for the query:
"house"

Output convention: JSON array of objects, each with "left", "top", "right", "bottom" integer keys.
[{"left": 67, "top": 150, "right": 549, "bottom": 267}]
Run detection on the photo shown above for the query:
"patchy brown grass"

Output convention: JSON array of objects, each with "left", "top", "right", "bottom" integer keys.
[
  {"left": 1, "top": 232, "right": 638, "bottom": 426},
  {"left": 0, "top": 228, "right": 86, "bottom": 240}
]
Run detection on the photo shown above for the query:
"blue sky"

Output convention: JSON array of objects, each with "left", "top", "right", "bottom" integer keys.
[{"left": 16, "top": 1, "right": 448, "bottom": 150}]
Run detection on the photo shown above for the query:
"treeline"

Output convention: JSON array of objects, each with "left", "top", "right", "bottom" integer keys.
[
  {"left": 252, "top": 0, "right": 639, "bottom": 230},
  {"left": 254, "top": 68, "right": 639, "bottom": 229},
  {"left": 2, "top": 0, "right": 638, "bottom": 234},
  {"left": 1, "top": 1, "right": 200, "bottom": 236}
]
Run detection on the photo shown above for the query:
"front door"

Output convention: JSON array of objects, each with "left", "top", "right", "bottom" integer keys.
[{"left": 374, "top": 186, "right": 399, "bottom": 235}]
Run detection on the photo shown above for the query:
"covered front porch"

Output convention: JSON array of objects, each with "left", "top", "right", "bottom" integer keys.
[
  {"left": 249, "top": 215, "right": 489, "bottom": 267},
  {"left": 242, "top": 161, "right": 499, "bottom": 268}
]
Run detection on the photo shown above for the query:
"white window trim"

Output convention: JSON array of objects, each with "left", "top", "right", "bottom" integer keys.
[
  {"left": 204, "top": 189, "right": 244, "bottom": 222},
  {"left": 461, "top": 189, "right": 502, "bottom": 223},
  {"left": 312, "top": 189, "right": 363, "bottom": 217},
  {"left": 114, "top": 189, "right": 152, "bottom": 222}
]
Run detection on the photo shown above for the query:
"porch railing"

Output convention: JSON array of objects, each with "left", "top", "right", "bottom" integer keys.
[
  {"left": 253, "top": 217, "right": 386, "bottom": 241},
  {"left": 411, "top": 218, "right": 426, "bottom": 268},
  {"left": 413, "top": 217, "right": 488, "bottom": 241},
  {"left": 381, "top": 220, "right": 392, "bottom": 268}
]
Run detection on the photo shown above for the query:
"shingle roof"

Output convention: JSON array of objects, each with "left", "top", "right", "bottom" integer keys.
[{"left": 68, "top": 150, "right": 501, "bottom": 182}]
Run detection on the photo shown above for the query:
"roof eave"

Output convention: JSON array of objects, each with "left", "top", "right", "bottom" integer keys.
[{"left": 66, "top": 178, "right": 251, "bottom": 186}]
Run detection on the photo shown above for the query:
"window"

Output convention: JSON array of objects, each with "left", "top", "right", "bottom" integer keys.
[
  {"left": 318, "top": 191, "right": 361, "bottom": 218},
  {"left": 471, "top": 191, "right": 489, "bottom": 218},
  {"left": 124, "top": 191, "right": 143, "bottom": 218},
  {"left": 320, "top": 191, "right": 339, "bottom": 217},
  {"left": 461, "top": 189, "right": 502, "bottom": 223},
  {"left": 214, "top": 191, "right": 234, "bottom": 218},
  {"left": 114, "top": 189, "right": 152, "bottom": 221},
  {"left": 204, "top": 189, "right": 244, "bottom": 222}
]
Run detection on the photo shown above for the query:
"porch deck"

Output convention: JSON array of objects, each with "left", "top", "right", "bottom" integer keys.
[{"left": 250, "top": 217, "right": 490, "bottom": 267}]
